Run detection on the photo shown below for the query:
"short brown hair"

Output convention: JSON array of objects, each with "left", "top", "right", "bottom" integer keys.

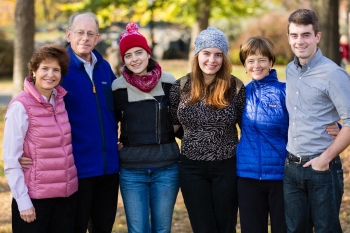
[
  {"left": 28, "top": 44, "right": 70, "bottom": 83},
  {"left": 288, "top": 9, "right": 319, "bottom": 35},
  {"left": 239, "top": 36, "right": 275, "bottom": 66}
]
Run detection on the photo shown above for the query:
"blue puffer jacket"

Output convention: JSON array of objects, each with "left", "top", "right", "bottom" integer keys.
[
  {"left": 61, "top": 46, "right": 119, "bottom": 179},
  {"left": 236, "top": 69, "right": 288, "bottom": 180}
]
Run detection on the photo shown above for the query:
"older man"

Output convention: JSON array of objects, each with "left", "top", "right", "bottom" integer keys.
[
  {"left": 19, "top": 12, "right": 119, "bottom": 233},
  {"left": 62, "top": 12, "right": 119, "bottom": 233}
]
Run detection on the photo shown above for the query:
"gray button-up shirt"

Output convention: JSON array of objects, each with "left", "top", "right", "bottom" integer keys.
[{"left": 286, "top": 48, "right": 350, "bottom": 156}]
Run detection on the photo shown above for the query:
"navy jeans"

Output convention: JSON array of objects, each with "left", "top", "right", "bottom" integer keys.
[
  {"left": 179, "top": 155, "right": 238, "bottom": 233},
  {"left": 120, "top": 163, "right": 179, "bottom": 233},
  {"left": 283, "top": 155, "right": 344, "bottom": 233}
]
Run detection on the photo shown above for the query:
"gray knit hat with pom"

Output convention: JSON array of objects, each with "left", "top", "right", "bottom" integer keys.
[{"left": 194, "top": 27, "right": 229, "bottom": 55}]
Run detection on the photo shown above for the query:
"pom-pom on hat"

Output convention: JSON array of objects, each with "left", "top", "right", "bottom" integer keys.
[
  {"left": 119, "top": 23, "right": 152, "bottom": 62},
  {"left": 194, "top": 27, "right": 229, "bottom": 55}
]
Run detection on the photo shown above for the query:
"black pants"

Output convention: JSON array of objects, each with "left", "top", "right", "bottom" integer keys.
[
  {"left": 179, "top": 155, "right": 238, "bottom": 233},
  {"left": 238, "top": 178, "right": 286, "bottom": 233},
  {"left": 12, "top": 193, "right": 76, "bottom": 233},
  {"left": 74, "top": 173, "right": 119, "bottom": 233}
]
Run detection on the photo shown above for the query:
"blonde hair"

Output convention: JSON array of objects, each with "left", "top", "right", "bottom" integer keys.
[{"left": 187, "top": 53, "right": 232, "bottom": 109}]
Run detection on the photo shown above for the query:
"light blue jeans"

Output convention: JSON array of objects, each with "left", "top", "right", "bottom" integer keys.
[{"left": 120, "top": 163, "right": 179, "bottom": 233}]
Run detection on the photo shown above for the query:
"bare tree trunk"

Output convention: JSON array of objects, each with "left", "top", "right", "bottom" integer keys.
[
  {"left": 187, "top": 0, "right": 211, "bottom": 71},
  {"left": 13, "top": 0, "right": 35, "bottom": 97},
  {"left": 312, "top": 0, "right": 340, "bottom": 65}
]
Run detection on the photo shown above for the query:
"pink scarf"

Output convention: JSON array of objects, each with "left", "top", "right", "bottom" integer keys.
[{"left": 121, "top": 63, "right": 162, "bottom": 92}]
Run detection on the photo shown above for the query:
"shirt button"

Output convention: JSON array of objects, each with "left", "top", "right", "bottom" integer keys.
[
  {"left": 294, "top": 138, "right": 297, "bottom": 141},
  {"left": 299, "top": 77, "right": 301, "bottom": 79},
  {"left": 296, "top": 92, "right": 299, "bottom": 94},
  {"left": 292, "top": 122, "right": 295, "bottom": 125},
  {"left": 294, "top": 107, "right": 297, "bottom": 110}
]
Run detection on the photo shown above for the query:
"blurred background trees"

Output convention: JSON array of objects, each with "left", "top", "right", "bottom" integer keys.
[
  {"left": 13, "top": 0, "right": 34, "bottom": 97},
  {"left": 313, "top": 0, "right": 341, "bottom": 66},
  {"left": 0, "top": 0, "right": 349, "bottom": 95}
]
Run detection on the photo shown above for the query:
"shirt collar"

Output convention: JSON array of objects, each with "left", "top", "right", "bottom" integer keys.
[
  {"left": 52, "top": 88, "right": 57, "bottom": 97},
  {"left": 74, "top": 52, "right": 97, "bottom": 66},
  {"left": 293, "top": 48, "right": 322, "bottom": 71},
  {"left": 41, "top": 88, "right": 57, "bottom": 104}
]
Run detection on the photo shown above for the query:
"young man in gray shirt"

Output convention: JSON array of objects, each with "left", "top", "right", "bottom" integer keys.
[{"left": 284, "top": 9, "right": 350, "bottom": 232}]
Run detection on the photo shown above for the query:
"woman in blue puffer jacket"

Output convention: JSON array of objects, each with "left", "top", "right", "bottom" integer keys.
[
  {"left": 236, "top": 36, "right": 287, "bottom": 233},
  {"left": 236, "top": 36, "right": 339, "bottom": 233}
]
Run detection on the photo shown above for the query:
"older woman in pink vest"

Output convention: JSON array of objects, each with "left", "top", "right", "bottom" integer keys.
[{"left": 2, "top": 44, "right": 78, "bottom": 233}]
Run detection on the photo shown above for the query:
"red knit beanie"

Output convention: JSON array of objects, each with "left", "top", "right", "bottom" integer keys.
[{"left": 119, "top": 23, "right": 152, "bottom": 62}]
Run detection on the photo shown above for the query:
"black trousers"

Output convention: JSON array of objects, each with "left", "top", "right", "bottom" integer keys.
[
  {"left": 12, "top": 193, "right": 76, "bottom": 233},
  {"left": 238, "top": 178, "right": 286, "bottom": 233},
  {"left": 179, "top": 155, "right": 238, "bottom": 233},
  {"left": 74, "top": 173, "right": 119, "bottom": 233}
]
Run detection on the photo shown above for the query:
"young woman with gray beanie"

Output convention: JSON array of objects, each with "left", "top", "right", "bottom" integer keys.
[{"left": 169, "top": 27, "right": 245, "bottom": 232}]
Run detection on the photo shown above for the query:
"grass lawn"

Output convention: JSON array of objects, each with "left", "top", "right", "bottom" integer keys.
[
  {"left": 0, "top": 60, "right": 350, "bottom": 232},
  {"left": 0, "top": 78, "right": 13, "bottom": 94}
]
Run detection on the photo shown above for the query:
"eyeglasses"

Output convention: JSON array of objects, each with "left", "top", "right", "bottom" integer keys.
[
  {"left": 69, "top": 29, "right": 99, "bottom": 38},
  {"left": 246, "top": 59, "right": 268, "bottom": 65}
]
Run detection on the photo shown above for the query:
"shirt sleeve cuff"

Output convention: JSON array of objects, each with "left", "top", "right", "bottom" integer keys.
[{"left": 15, "top": 194, "right": 33, "bottom": 212}]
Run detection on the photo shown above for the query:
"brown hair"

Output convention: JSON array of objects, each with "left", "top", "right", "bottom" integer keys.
[
  {"left": 28, "top": 44, "right": 70, "bottom": 84},
  {"left": 239, "top": 36, "right": 275, "bottom": 66},
  {"left": 288, "top": 9, "right": 319, "bottom": 35},
  {"left": 187, "top": 53, "right": 232, "bottom": 109}
]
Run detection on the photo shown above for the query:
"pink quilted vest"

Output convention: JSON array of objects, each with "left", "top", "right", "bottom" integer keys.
[{"left": 10, "top": 77, "right": 78, "bottom": 199}]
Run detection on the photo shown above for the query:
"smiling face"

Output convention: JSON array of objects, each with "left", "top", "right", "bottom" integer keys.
[
  {"left": 33, "top": 59, "right": 62, "bottom": 98},
  {"left": 66, "top": 14, "right": 100, "bottom": 62},
  {"left": 288, "top": 23, "right": 321, "bottom": 65},
  {"left": 124, "top": 47, "right": 150, "bottom": 76},
  {"left": 245, "top": 53, "right": 272, "bottom": 81},
  {"left": 197, "top": 47, "right": 223, "bottom": 81}
]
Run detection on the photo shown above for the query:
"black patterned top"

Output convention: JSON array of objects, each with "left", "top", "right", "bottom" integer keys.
[{"left": 169, "top": 74, "right": 246, "bottom": 161}]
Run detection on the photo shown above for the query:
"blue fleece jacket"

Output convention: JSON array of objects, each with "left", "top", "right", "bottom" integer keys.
[
  {"left": 61, "top": 46, "right": 119, "bottom": 178},
  {"left": 236, "top": 70, "right": 288, "bottom": 180}
]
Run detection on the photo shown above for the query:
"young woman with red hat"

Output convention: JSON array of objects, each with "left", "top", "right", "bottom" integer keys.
[{"left": 112, "top": 23, "right": 179, "bottom": 233}]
